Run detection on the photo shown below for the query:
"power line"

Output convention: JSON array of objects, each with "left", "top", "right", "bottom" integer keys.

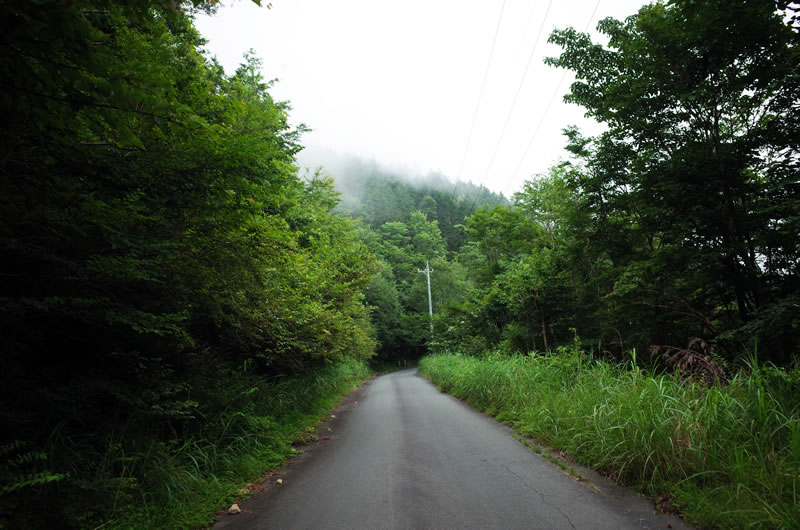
[
  {"left": 501, "top": 70, "right": 568, "bottom": 197},
  {"left": 502, "top": 0, "right": 603, "bottom": 197},
  {"left": 466, "top": 0, "right": 555, "bottom": 208},
  {"left": 451, "top": 0, "right": 507, "bottom": 197}
]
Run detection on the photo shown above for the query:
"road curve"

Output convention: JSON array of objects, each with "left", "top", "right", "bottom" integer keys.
[{"left": 216, "top": 369, "right": 688, "bottom": 529}]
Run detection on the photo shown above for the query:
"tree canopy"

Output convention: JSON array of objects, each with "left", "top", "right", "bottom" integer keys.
[
  {"left": 431, "top": 0, "right": 799, "bottom": 363},
  {"left": 0, "top": 2, "right": 376, "bottom": 525}
]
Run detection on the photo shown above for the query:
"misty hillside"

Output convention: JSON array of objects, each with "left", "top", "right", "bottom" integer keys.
[{"left": 297, "top": 146, "right": 507, "bottom": 251}]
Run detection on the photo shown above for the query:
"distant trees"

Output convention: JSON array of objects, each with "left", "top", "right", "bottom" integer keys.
[
  {"left": 318, "top": 159, "right": 505, "bottom": 361},
  {"left": 361, "top": 211, "right": 452, "bottom": 359}
]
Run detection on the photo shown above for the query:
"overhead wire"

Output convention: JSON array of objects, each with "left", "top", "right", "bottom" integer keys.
[
  {"left": 466, "top": 0, "right": 555, "bottom": 211},
  {"left": 501, "top": 70, "right": 569, "bottom": 197},
  {"left": 501, "top": 0, "right": 603, "bottom": 198},
  {"left": 450, "top": 0, "right": 507, "bottom": 198}
]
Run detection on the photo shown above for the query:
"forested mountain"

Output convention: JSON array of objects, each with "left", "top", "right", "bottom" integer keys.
[
  {"left": 300, "top": 152, "right": 506, "bottom": 249},
  {"left": 304, "top": 156, "right": 506, "bottom": 361}
]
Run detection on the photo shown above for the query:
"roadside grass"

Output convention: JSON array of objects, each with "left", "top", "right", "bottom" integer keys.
[
  {"left": 23, "top": 358, "right": 372, "bottom": 529},
  {"left": 419, "top": 349, "right": 800, "bottom": 529}
]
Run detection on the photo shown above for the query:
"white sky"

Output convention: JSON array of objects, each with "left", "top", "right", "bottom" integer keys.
[{"left": 195, "top": 0, "right": 648, "bottom": 196}]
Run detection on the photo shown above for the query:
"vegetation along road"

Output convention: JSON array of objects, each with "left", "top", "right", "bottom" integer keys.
[{"left": 216, "top": 369, "right": 688, "bottom": 529}]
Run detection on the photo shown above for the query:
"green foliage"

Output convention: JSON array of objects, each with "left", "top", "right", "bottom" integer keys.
[
  {"left": 440, "top": 1, "right": 799, "bottom": 365},
  {"left": 437, "top": 168, "right": 588, "bottom": 354},
  {"left": 65, "top": 359, "right": 368, "bottom": 529},
  {"left": 328, "top": 157, "right": 506, "bottom": 253},
  {"left": 541, "top": 0, "right": 800, "bottom": 362},
  {"left": 420, "top": 352, "right": 800, "bottom": 528},
  {"left": 0, "top": 440, "right": 67, "bottom": 527},
  {"left": 311, "top": 155, "right": 507, "bottom": 362},
  {"left": 0, "top": 1, "right": 376, "bottom": 527},
  {"left": 361, "top": 211, "right": 452, "bottom": 359}
]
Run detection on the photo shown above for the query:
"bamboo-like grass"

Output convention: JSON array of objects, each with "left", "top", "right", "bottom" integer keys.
[{"left": 419, "top": 349, "right": 799, "bottom": 528}]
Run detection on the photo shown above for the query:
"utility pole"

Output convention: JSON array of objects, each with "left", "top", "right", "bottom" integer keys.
[{"left": 417, "top": 260, "right": 434, "bottom": 335}]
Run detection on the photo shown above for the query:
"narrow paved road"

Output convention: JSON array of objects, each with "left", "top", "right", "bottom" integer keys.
[{"left": 216, "top": 369, "right": 688, "bottom": 529}]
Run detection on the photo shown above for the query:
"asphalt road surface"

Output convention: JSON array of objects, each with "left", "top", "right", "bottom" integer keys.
[{"left": 216, "top": 369, "right": 689, "bottom": 529}]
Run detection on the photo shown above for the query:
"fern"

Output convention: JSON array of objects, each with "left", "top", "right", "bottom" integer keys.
[{"left": 0, "top": 440, "right": 66, "bottom": 496}]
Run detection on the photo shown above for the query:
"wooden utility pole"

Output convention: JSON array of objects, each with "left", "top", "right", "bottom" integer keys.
[{"left": 417, "top": 260, "right": 434, "bottom": 335}]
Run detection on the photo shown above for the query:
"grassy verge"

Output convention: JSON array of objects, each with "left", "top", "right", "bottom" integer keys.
[
  {"left": 2, "top": 358, "right": 371, "bottom": 529},
  {"left": 113, "top": 358, "right": 371, "bottom": 528},
  {"left": 419, "top": 350, "right": 799, "bottom": 528}
]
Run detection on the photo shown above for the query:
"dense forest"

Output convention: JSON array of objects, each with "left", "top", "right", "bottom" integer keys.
[
  {"left": 0, "top": 0, "right": 381, "bottom": 526},
  {"left": 318, "top": 156, "right": 505, "bottom": 361},
  {"left": 0, "top": 0, "right": 797, "bottom": 528},
  {"left": 418, "top": 0, "right": 799, "bottom": 367},
  {"left": 332, "top": 0, "right": 799, "bottom": 369}
]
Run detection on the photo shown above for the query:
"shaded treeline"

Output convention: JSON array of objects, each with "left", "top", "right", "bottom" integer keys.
[
  {"left": 0, "top": 1, "right": 376, "bottom": 527},
  {"left": 317, "top": 154, "right": 506, "bottom": 252},
  {"left": 429, "top": 0, "right": 799, "bottom": 366}
]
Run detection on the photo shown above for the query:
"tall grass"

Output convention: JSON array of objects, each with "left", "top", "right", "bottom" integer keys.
[
  {"left": 420, "top": 349, "right": 799, "bottom": 528},
  {"left": 112, "top": 358, "right": 371, "bottom": 529},
  {"left": 1, "top": 359, "right": 371, "bottom": 529}
]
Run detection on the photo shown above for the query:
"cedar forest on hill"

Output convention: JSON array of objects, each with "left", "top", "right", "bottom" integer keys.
[{"left": 0, "top": 0, "right": 798, "bottom": 528}]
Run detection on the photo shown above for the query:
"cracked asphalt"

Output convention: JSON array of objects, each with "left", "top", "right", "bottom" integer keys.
[{"left": 215, "top": 369, "right": 690, "bottom": 529}]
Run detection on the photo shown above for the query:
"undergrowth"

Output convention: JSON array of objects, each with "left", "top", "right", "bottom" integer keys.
[
  {"left": 0, "top": 358, "right": 371, "bottom": 529},
  {"left": 419, "top": 349, "right": 799, "bottom": 529}
]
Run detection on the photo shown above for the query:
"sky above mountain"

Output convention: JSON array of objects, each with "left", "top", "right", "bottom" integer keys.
[{"left": 195, "top": 0, "right": 647, "bottom": 195}]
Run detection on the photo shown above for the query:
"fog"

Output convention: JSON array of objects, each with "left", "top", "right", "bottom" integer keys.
[{"left": 296, "top": 144, "right": 498, "bottom": 210}]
